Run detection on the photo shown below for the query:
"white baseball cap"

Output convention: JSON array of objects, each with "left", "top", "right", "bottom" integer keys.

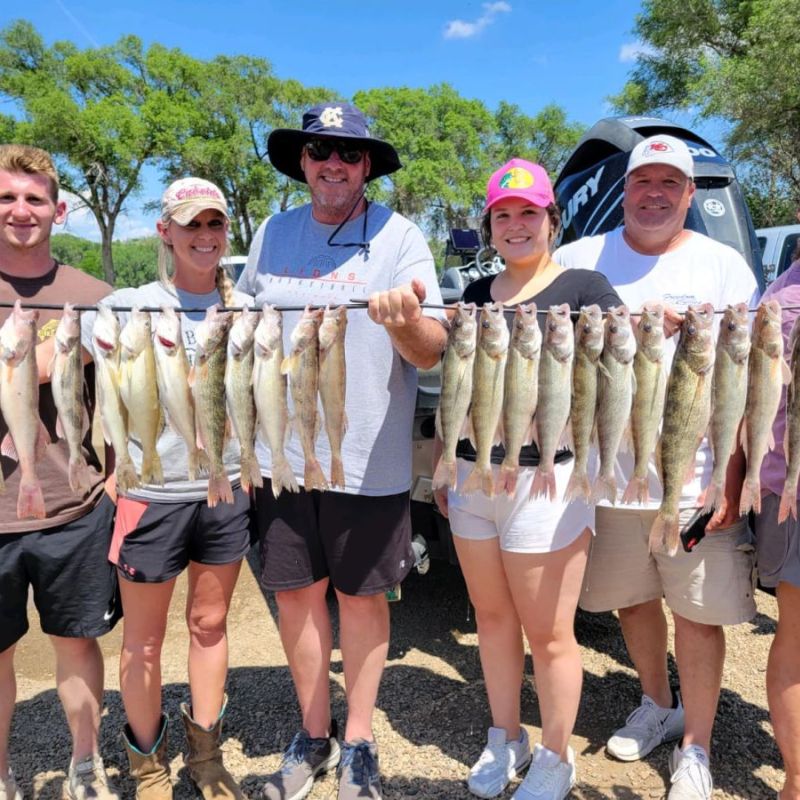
[
  {"left": 161, "top": 177, "right": 229, "bottom": 225},
  {"left": 625, "top": 134, "right": 694, "bottom": 180}
]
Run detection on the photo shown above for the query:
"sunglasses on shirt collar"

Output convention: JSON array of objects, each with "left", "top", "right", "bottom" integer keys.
[{"left": 305, "top": 139, "right": 366, "bottom": 164}]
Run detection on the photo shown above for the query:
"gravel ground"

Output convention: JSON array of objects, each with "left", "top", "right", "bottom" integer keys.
[{"left": 10, "top": 548, "right": 783, "bottom": 799}]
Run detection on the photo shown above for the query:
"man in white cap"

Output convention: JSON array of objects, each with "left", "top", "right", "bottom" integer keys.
[{"left": 554, "top": 134, "right": 759, "bottom": 800}]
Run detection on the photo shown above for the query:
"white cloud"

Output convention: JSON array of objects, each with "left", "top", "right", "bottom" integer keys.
[
  {"left": 444, "top": 2, "right": 511, "bottom": 40},
  {"left": 58, "top": 191, "right": 156, "bottom": 242},
  {"left": 619, "top": 41, "right": 657, "bottom": 63}
]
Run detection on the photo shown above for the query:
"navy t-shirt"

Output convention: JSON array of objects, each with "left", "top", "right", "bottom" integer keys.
[{"left": 456, "top": 268, "right": 622, "bottom": 466}]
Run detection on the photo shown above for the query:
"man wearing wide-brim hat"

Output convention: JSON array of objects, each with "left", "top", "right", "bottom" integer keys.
[{"left": 237, "top": 103, "right": 446, "bottom": 800}]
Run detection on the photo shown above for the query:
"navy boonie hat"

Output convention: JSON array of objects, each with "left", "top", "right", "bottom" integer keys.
[{"left": 267, "top": 103, "right": 402, "bottom": 184}]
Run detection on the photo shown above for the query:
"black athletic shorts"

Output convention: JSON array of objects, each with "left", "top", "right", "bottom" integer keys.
[
  {"left": 0, "top": 494, "right": 120, "bottom": 652},
  {"left": 254, "top": 483, "right": 413, "bottom": 596},
  {"left": 112, "top": 487, "right": 252, "bottom": 583}
]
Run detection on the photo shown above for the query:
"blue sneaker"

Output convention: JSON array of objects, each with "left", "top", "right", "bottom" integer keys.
[{"left": 337, "top": 739, "right": 381, "bottom": 800}]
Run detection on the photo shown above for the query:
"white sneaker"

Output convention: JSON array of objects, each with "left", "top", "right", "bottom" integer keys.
[
  {"left": 0, "top": 769, "right": 22, "bottom": 800},
  {"left": 511, "top": 744, "right": 575, "bottom": 800},
  {"left": 668, "top": 744, "right": 713, "bottom": 799},
  {"left": 468, "top": 726, "right": 531, "bottom": 798},
  {"left": 63, "top": 755, "right": 120, "bottom": 800},
  {"left": 606, "top": 693, "right": 684, "bottom": 761}
]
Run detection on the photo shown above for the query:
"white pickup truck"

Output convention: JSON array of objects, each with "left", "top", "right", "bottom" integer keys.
[{"left": 758, "top": 224, "right": 800, "bottom": 284}]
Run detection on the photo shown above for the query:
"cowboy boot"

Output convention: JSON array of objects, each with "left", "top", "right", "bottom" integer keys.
[{"left": 122, "top": 715, "right": 172, "bottom": 799}]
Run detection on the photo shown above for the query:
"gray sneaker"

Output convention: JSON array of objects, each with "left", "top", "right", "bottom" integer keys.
[
  {"left": 262, "top": 722, "right": 340, "bottom": 800},
  {"left": 0, "top": 769, "right": 22, "bottom": 800},
  {"left": 607, "top": 693, "right": 684, "bottom": 761},
  {"left": 337, "top": 740, "right": 381, "bottom": 800},
  {"left": 63, "top": 755, "right": 120, "bottom": 800}
]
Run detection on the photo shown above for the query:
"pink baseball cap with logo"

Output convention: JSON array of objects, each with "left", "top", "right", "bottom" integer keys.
[
  {"left": 161, "top": 177, "right": 229, "bottom": 225},
  {"left": 483, "top": 158, "right": 555, "bottom": 213},
  {"left": 625, "top": 134, "right": 694, "bottom": 179}
]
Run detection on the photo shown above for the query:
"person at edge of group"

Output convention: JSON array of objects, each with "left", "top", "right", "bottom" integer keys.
[
  {"left": 82, "top": 178, "right": 252, "bottom": 800},
  {"left": 753, "top": 237, "right": 800, "bottom": 800},
  {"left": 236, "top": 103, "right": 447, "bottom": 800},
  {"left": 0, "top": 144, "right": 121, "bottom": 800},
  {"left": 553, "top": 134, "right": 759, "bottom": 800},
  {"left": 433, "top": 159, "right": 622, "bottom": 800}
]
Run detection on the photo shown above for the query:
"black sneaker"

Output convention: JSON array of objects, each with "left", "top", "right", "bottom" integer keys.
[
  {"left": 262, "top": 721, "right": 340, "bottom": 800},
  {"left": 337, "top": 739, "right": 382, "bottom": 800}
]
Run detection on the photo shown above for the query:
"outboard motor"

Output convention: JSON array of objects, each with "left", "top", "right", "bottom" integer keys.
[{"left": 554, "top": 116, "right": 765, "bottom": 292}]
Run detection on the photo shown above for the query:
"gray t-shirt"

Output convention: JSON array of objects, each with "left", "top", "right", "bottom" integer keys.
[
  {"left": 238, "top": 202, "right": 443, "bottom": 496},
  {"left": 82, "top": 281, "right": 252, "bottom": 502}
]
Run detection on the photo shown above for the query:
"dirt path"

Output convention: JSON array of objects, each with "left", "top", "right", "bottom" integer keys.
[{"left": 10, "top": 550, "right": 784, "bottom": 798}]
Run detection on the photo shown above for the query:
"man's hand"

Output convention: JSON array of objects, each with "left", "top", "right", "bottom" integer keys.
[{"left": 368, "top": 278, "right": 426, "bottom": 328}]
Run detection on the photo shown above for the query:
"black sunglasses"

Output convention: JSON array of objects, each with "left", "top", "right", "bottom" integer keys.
[{"left": 305, "top": 139, "right": 365, "bottom": 164}]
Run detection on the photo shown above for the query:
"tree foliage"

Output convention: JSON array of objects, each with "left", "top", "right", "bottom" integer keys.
[{"left": 612, "top": 0, "right": 800, "bottom": 208}]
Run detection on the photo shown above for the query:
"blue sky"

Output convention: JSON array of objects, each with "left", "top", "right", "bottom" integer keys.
[{"left": 2, "top": 1, "right": 674, "bottom": 240}]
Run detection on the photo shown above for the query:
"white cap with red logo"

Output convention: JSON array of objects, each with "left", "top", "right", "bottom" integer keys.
[
  {"left": 161, "top": 177, "right": 229, "bottom": 225},
  {"left": 625, "top": 134, "right": 694, "bottom": 180}
]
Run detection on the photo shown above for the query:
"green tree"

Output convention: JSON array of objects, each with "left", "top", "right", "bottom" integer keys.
[
  {"left": 112, "top": 236, "right": 159, "bottom": 288},
  {"left": 0, "top": 21, "right": 197, "bottom": 284},
  {"left": 51, "top": 233, "right": 103, "bottom": 278},
  {"left": 611, "top": 0, "right": 800, "bottom": 208}
]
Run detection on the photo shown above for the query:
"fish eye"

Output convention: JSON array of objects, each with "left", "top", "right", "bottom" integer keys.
[
  {"left": 643, "top": 323, "right": 652, "bottom": 333},
  {"left": 687, "top": 324, "right": 696, "bottom": 335},
  {"left": 727, "top": 321, "right": 736, "bottom": 331},
  {"left": 482, "top": 320, "right": 490, "bottom": 329}
]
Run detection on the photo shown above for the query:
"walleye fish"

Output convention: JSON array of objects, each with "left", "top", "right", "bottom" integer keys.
[
  {"left": 0, "top": 301, "right": 50, "bottom": 518},
  {"left": 650, "top": 303, "right": 716, "bottom": 555},
  {"left": 191, "top": 305, "right": 234, "bottom": 507},
  {"left": 153, "top": 306, "right": 206, "bottom": 481},
  {"left": 281, "top": 306, "right": 328, "bottom": 492},
  {"left": 564, "top": 305, "right": 603, "bottom": 502},
  {"left": 253, "top": 305, "right": 298, "bottom": 498},
  {"left": 740, "top": 299, "right": 790, "bottom": 516},
  {"left": 49, "top": 303, "right": 91, "bottom": 493},
  {"left": 703, "top": 303, "right": 750, "bottom": 518},
  {"left": 497, "top": 303, "right": 541, "bottom": 496},
  {"left": 462, "top": 302, "right": 509, "bottom": 497},
  {"left": 119, "top": 308, "right": 163, "bottom": 486},
  {"left": 92, "top": 304, "right": 139, "bottom": 493},
  {"left": 622, "top": 304, "right": 667, "bottom": 506},
  {"left": 531, "top": 304, "right": 574, "bottom": 501},
  {"left": 432, "top": 302, "right": 477, "bottom": 492},
  {"left": 319, "top": 305, "right": 348, "bottom": 489},
  {"left": 593, "top": 305, "right": 637, "bottom": 504},
  {"left": 779, "top": 315, "right": 800, "bottom": 522},
  {"left": 225, "top": 306, "right": 263, "bottom": 492}
]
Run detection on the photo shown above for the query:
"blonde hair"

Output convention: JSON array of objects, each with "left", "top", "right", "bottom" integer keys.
[{"left": 0, "top": 144, "right": 59, "bottom": 201}]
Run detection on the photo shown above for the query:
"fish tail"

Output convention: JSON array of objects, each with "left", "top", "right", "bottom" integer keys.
[
  {"left": 778, "top": 483, "right": 798, "bottom": 524},
  {"left": 116, "top": 459, "right": 140, "bottom": 493},
  {"left": 68, "top": 457, "right": 91, "bottom": 494},
  {"left": 329, "top": 455, "right": 345, "bottom": 489},
  {"left": 240, "top": 451, "right": 264, "bottom": 492},
  {"left": 739, "top": 478, "right": 761, "bottom": 516},
  {"left": 207, "top": 471, "right": 235, "bottom": 508},
  {"left": 17, "top": 477, "right": 45, "bottom": 520},
  {"left": 591, "top": 473, "right": 618, "bottom": 505},
  {"left": 432, "top": 456, "right": 457, "bottom": 491},
  {"left": 702, "top": 480, "right": 725, "bottom": 515},
  {"left": 497, "top": 463, "right": 519, "bottom": 497},
  {"left": 461, "top": 465, "right": 493, "bottom": 497},
  {"left": 621, "top": 476, "right": 649, "bottom": 506},
  {"left": 140, "top": 449, "right": 164, "bottom": 487},
  {"left": 649, "top": 513, "right": 679, "bottom": 556},
  {"left": 304, "top": 458, "right": 329, "bottom": 492},
  {"left": 271, "top": 458, "right": 299, "bottom": 498},
  {"left": 530, "top": 466, "right": 556, "bottom": 501},
  {"left": 564, "top": 468, "right": 592, "bottom": 502}
]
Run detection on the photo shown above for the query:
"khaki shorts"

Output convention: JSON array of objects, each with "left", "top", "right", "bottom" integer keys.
[{"left": 581, "top": 506, "right": 756, "bottom": 625}]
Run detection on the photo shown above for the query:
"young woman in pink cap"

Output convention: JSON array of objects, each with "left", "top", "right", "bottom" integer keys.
[
  {"left": 433, "top": 159, "right": 620, "bottom": 800},
  {"left": 87, "top": 178, "right": 253, "bottom": 799}
]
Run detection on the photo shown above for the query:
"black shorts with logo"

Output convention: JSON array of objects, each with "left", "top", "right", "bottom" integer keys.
[
  {"left": 254, "top": 483, "right": 413, "bottom": 596},
  {"left": 0, "top": 494, "right": 120, "bottom": 652}
]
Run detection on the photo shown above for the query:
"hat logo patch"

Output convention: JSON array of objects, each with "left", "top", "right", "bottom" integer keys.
[
  {"left": 499, "top": 167, "right": 534, "bottom": 190},
  {"left": 644, "top": 141, "right": 673, "bottom": 155},
  {"left": 319, "top": 107, "right": 344, "bottom": 128}
]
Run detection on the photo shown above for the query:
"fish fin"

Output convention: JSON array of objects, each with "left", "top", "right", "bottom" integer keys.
[
  {"left": 240, "top": 452, "right": 264, "bottom": 492},
  {"left": 559, "top": 421, "right": 573, "bottom": 451},
  {"left": 187, "top": 365, "right": 196, "bottom": 388},
  {"left": 740, "top": 422, "right": 749, "bottom": 458},
  {"left": 304, "top": 457, "right": 329, "bottom": 492},
  {"left": 702, "top": 481, "right": 726, "bottom": 515},
  {"left": 496, "top": 465, "right": 517, "bottom": 497},
  {"left": 432, "top": 456, "right": 457, "bottom": 491},
  {"left": 55, "top": 415, "right": 65, "bottom": 440},
  {"left": 648, "top": 513, "right": 679, "bottom": 555},
  {"left": 330, "top": 456, "right": 345, "bottom": 489},
  {"left": 68, "top": 457, "right": 91, "bottom": 494},
  {"left": 778, "top": 483, "right": 798, "bottom": 524},
  {"left": 522, "top": 418, "right": 536, "bottom": 448},
  {"left": 81, "top": 407, "right": 91, "bottom": 438},
  {"left": 739, "top": 478, "right": 761, "bottom": 516},
  {"left": 16, "top": 477, "right": 45, "bottom": 520},
  {"left": 591, "top": 474, "right": 617, "bottom": 505},
  {"left": 271, "top": 458, "right": 299, "bottom": 498},
  {"left": 621, "top": 476, "right": 649, "bottom": 506},
  {"left": 493, "top": 419, "right": 504, "bottom": 448},
  {"left": 35, "top": 421, "right": 51, "bottom": 461},
  {"left": 597, "top": 362, "right": 612, "bottom": 380},
  {"left": 280, "top": 354, "right": 298, "bottom": 375},
  {"left": 564, "top": 469, "right": 591, "bottom": 503},
  {"left": 461, "top": 465, "right": 492, "bottom": 497},
  {"left": 465, "top": 414, "right": 476, "bottom": 449},
  {"left": 434, "top": 407, "right": 442, "bottom": 439},
  {"left": 782, "top": 358, "right": 792, "bottom": 385},
  {"left": 768, "top": 430, "right": 776, "bottom": 452},
  {"left": 207, "top": 472, "right": 235, "bottom": 508},
  {"left": 342, "top": 411, "right": 349, "bottom": 436}
]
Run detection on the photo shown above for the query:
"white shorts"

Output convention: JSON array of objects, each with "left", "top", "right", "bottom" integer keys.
[{"left": 447, "top": 458, "right": 593, "bottom": 554}]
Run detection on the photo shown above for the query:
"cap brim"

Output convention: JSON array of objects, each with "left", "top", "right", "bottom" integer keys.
[
  {"left": 267, "top": 129, "right": 402, "bottom": 184},
  {"left": 170, "top": 202, "right": 229, "bottom": 225}
]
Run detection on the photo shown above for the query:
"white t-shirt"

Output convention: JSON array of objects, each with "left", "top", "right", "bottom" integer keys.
[{"left": 554, "top": 228, "right": 759, "bottom": 508}]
